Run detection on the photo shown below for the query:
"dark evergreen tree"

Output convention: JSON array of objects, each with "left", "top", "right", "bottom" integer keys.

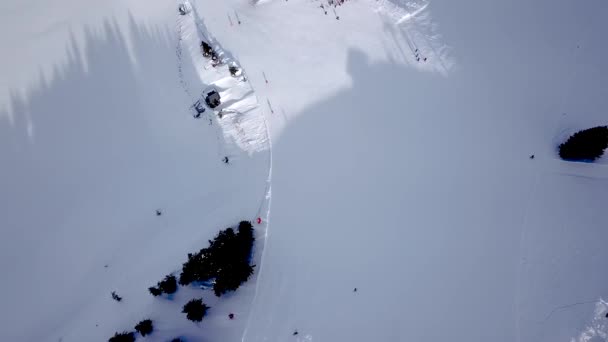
[
  {"left": 559, "top": 126, "right": 608, "bottom": 161},
  {"left": 134, "top": 319, "right": 154, "bottom": 337},
  {"left": 148, "top": 286, "right": 162, "bottom": 297},
  {"left": 237, "top": 220, "right": 255, "bottom": 261},
  {"left": 179, "top": 248, "right": 215, "bottom": 286},
  {"left": 213, "top": 262, "right": 254, "bottom": 296},
  {"left": 229, "top": 66, "right": 239, "bottom": 77},
  {"left": 179, "top": 221, "right": 256, "bottom": 296},
  {"left": 182, "top": 298, "right": 209, "bottom": 322},
  {"left": 149, "top": 274, "right": 178, "bottom": 297},
  {"left": 201, "top": 41, "right": 213, "bottom": 57},
  {"left": 158, "top": 275, "right": 178, "bottom": 294},
  {"left": 108, "top": 331, "right": 135, "bottom": 342}
]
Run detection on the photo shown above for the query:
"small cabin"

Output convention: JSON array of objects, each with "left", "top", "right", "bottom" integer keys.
[{"left": 205, "top": 91, "right": 221, "bottom": 109}]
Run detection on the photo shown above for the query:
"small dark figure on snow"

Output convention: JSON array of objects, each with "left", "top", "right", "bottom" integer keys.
[
  {"left": 529, "top": 154, "right": 535, "bottom": 159},
  {"left": 353, "top": 288, "right": 357, "bottom": 292},
  {"left": 228, "top": 313, "right": 235, "bottom": 320},
  {"left": 229, "top": 65, "right": 240, "bottom": 77},
  {"left": 156, "top": 209, "right": 162, "bottom": 216},
  {"left": 605, "top": 312, "right": 608, "bottom": 318},
  {"left": 293, "top": 330, "right": 298, "bottom": 336},
  {"left": 223, "top": 156, "right": 229, "bottom": 164},
  {"left": 178, "top": 4, "right": 190, "bottom": 15},
  {"left": 111, "top": 291, "right": 122, "bottom": 302}
]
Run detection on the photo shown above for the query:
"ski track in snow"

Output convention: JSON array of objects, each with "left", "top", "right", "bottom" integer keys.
[
  {"left": 242, "top": 109, "right": 273, "bottom": 342},
  {"left": 515, "top": 155, "right": 608, "bottom": 342},
  {"left": 571, "top": 299, "right": 608, "bottom": 342},
  {"left": 514, "top": 168, "right": 542, "bottom": 342}
]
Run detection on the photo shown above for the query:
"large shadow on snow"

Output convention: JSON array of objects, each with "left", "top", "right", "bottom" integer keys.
[
  {"left": 250, "top": 47, "right": 548, "bottom": 342},
  {"left": 258, "top": 21, "right": 608, "bottom": 340},
  {"left": 0, "top": 14, "right": 232, "bottom": 342}
]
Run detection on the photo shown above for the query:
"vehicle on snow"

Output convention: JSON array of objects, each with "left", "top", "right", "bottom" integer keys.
[{"left": 191, "top": 100, "right": 206, "bottom": 118}]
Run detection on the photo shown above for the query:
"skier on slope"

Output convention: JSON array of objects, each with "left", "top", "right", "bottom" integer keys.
[{"left": 178, "top": 3, "right": 191, "bottom": 15}]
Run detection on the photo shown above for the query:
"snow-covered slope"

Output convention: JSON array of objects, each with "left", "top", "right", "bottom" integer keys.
[
  {"left": 1, "top": 0, "right": 607, "bottom": 341},
  {"left": 0, "top": 1, "right": 271, "bottom": 340}
]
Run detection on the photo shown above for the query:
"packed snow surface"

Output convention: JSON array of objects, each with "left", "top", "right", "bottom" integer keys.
[{"left": 1, "top": 0, "right": 607, "bottom": 341}]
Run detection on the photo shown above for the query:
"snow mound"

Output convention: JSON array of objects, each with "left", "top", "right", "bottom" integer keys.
[
  {"left": 571, "top": 299, "right": 608, "bottom": 342},
  {"left": 177, "top": 1, "right": 268, "bottom": 155}
]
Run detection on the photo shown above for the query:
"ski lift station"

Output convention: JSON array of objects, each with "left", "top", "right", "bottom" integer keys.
[{"left": 205, "top": 90, "right": 221, "bottom": 109}]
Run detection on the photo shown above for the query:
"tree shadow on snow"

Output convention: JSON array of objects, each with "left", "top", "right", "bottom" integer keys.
[{"left": 0, "top": 13, "right": 264, "bottom": 342}]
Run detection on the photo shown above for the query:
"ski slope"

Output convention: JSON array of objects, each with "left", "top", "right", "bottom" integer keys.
[{"left": 1, "top": 0, "right": 608, "bottom": 341}]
